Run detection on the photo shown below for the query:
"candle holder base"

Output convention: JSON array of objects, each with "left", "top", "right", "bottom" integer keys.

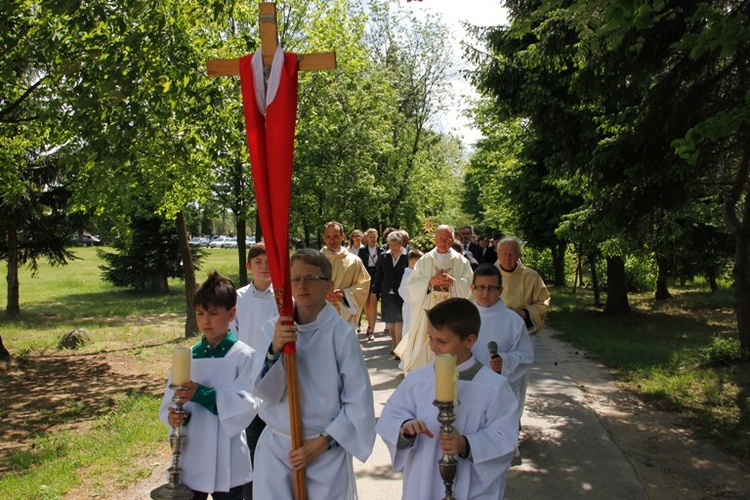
[
  {"left": 150, "top": 482, "right": 195, "bottom": 500},
  {"left": 151, "top": 385, "right": 192, "bottom": 500},
  {"left": 434, "top": 399, "right": 458, "bottom": 500}
]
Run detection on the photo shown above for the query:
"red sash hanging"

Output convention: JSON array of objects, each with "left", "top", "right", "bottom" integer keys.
[{"left": 239, "top": 48, "right": 297, "bottom": 350}]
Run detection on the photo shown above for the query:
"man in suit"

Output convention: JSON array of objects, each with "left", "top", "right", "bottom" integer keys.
[{"left": 459, "top": 225, "right": 482, "bottom": 264}]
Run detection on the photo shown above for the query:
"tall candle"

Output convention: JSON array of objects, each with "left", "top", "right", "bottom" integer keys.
[
  {"left": 172, "top": 346, "right": 192, "bottom": 386},
  {"left": 434, "top": 354, "right": 457, "bottom": 402}
]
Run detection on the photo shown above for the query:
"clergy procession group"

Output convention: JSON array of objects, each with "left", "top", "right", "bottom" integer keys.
[{"left": 160, "top": 221, "right": 551, "bottom": 499}]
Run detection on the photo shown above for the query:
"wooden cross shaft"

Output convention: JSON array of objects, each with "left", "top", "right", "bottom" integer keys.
[{"left": 206, "top": 2, "right": 336, "bottom": 77}]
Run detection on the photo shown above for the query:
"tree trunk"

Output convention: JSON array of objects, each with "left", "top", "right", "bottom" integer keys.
[
  {"left": 236, "top": 214, "right": 248, "bottom": 287},
  {"left": 588, "top": 253, "right": 602, "bottom": 307},
  {"left": 604, "top": 255, "right": 630, "bottom": 314},
  {"left": 0, "top": 333, "right": 10, "bottom": 361},
  {"left": 6, "top": 223, "right": 20, "bottom": 316},
  {"left": 734, "top": 234, "right": 750, "bottom": 350},
  {"left": 654, "top": 257, "right": 673, "bottom": 300},
  {"left": 551, "top": 241, "right": 566, "bottom": 286},
  {"left": 707, "top": 270, "right": 718, "bottom": 293},
  {"left": 177, "top": 211, "right": 199, "bottom": 337},
  {"left": 724, "top": 147, "right": 750, "bottom": 350}
]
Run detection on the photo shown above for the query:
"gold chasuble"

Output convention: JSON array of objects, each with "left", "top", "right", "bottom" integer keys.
[
  {"left": 321, "top": 248, "right": 371, "bottom": 328},
  {"left": 496, "top": 261, "right": 550, "bottom": 334}
]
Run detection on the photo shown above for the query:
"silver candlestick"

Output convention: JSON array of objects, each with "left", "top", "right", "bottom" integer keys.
[
  {"left": 151, "top": 385, "right": 194, "bottom": 500},
  {"left": 434, "top": 399, "right": 458, "bottom": 500}
]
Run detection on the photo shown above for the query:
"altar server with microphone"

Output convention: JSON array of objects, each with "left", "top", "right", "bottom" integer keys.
[{"left": 470, "top": 264, "right": 534, "bottom": 419}]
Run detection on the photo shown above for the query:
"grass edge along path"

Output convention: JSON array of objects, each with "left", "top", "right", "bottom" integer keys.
[{"left": 549, "top": 286, "right": 750, "bottom": 459}]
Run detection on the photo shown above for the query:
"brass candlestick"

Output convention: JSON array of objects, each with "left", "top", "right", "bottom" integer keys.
[
  {"left": 151, "top": 385, "right": 194, "bottom": 500},
  {"left": 434, "top": 400, "right": 458, "bottom": 500}
]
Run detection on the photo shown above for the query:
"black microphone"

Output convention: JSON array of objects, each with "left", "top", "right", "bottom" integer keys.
[{"left": 488, "top": 341, "right": 499, "bottom": 359}]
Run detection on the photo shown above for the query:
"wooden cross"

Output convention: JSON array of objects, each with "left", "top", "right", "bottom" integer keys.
[
  {"left": 206, "top": 2, "right": 336, "bottom": 79},
  {"left": 204, "top": 4, "right": 335, "bottom": 500}
]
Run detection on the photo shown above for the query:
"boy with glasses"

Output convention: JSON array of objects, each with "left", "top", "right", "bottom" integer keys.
[
  {"left": 252, "top": 249, "right": 376, "bottom": 498},
  {"left": 471, "top": 264, "right": 534, "bottom": 414}
]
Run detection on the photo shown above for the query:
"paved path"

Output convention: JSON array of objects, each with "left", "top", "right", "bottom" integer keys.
[{"left": 355, "top": 326, "right": 648, "bottom": 500}]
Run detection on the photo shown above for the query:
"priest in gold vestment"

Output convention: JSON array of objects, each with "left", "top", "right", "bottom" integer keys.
[{"left": 320, "top": 221, "right": 371, "bottom": 328}]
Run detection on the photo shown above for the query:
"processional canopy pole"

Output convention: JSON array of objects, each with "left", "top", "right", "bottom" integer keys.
[{"left": 206, "top": 3, "right": 335, "bottom": 500}]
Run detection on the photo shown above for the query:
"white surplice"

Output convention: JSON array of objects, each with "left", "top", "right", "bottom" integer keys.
[
  {"left": 395, "top": 248, "right": 473, "bottom": 373},
  {"left": 472, "top": 300, "right": 534, "bottom": 403},
  {"left": 253, "top": 303, "right": 376, "bottom": 499},
  {"left": 233, "top": 282, "right": 278, "bottom": 352},
  {"left": 398, "top": 267, "right": 414, "bottom": 342},
  {"left": 158, "top": 342, "right": 259, "bottom": 494},
  {"left": 376, "top": 357, "right": 519, "bottom": 500}
]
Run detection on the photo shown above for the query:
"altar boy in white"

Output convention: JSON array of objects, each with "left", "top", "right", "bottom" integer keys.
[
  {"left": 376, "top": 298, "right": 519, "bottom": 500},
  {"left": 159, "top": 271, "right": 258, "bottom": 500},
  {"left": 471, "top": 263, "right": 534, "bottom": 417},
  {"left": 253, "top": 249, "right": 376, "bottom": 499},
  {"left": 232, "top": 242, "right": 278, "bottom": 500}
]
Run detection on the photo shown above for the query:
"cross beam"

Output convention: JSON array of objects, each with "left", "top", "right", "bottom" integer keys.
[{"left": 205, "top": 2, "right": 336, "bottom": 77}]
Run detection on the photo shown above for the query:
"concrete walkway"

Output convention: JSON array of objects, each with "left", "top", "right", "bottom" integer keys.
[{"left": 354, "top": 326, "right": 648, "bottom": 499}]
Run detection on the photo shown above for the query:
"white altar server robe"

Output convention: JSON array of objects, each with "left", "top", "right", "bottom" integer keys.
[
  {"left": 376, "top": 357, "right": 519, "bottom": 500},
  {"left": 253, "top": 303, "right": 376, "bottom": 499},
  {"left": 473, "top": 300, "right": 534, "bottom": 397},
  {"left": 232, "top": 282, "right": 278, "bottom": 352},
  {"left": 158, "top": 341, "right": 258, "bottom": 494}
]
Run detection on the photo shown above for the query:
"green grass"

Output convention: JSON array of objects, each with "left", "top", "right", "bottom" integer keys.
[
  {"left": 0, "top": 393, "right": 164, "bottom": 500},
  {"left": 550, "top": 285, "right": 750, "bottom": 458},
  {"left": 0, "top": 246, "right": 243, "bottom": 354}
]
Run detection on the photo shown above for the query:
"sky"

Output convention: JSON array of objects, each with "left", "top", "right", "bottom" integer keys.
[{"left": 399, "top": 0, "right": 509, "bottom": 148}]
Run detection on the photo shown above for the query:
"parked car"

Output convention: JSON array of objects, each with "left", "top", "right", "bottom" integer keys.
[
  {"left": 209, "top": 236, "right": 230, "bottom": 248},
  {"left": 223, "top": 237, "right": 238, "bottom": 249},
  {"left": 71, "top": 234, "right": 101, "bottom": 246},
  {"left": 188, "top": 237, "right": 210, "bottom": 248},
  {"left": 246, "top": 236, "right": 257, "bottom": 246}
]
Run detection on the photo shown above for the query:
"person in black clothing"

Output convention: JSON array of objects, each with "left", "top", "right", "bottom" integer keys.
[
  {"left": 358, "top": 228, "right": 381, "bottom": 340},
  {"left": 476, "top": 234, "right": 498, "bottom": 264},
  {"left": 372, "top": 232, "right": 408, "bottom": 356},
  {"left": 459, "top": 225, "right": 482, "bottom": 263}
]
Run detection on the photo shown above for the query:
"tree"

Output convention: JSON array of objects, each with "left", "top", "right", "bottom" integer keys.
[{"left": 98, "top": 196, "right": 205, "bottom": 293}]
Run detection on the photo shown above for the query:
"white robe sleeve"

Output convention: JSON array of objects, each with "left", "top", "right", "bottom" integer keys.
[
  {"left": 451, "top": 254, "right": 474, "bottom": 299},
  {"left": 324, "top": 329, "right": 376, "bottom": 462},
  {"left": 215, "top": 347, "right": 259, "bottom": 438},
  {"left": 406, "top": 256, "right": 432, "bottom": 309},
  {"left": 463, "top": 378, "right": 519, "bottom": 489},
  {"left": 375, "top": 374, "right": 418, "bottom": 471},
  {"left": 499, "top": 325, "right": 534, "bottom": 390}
]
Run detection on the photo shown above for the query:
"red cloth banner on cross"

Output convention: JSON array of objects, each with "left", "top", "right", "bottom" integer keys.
[{"left": 239, "top": 47, "right": 298, "bottom": 351}]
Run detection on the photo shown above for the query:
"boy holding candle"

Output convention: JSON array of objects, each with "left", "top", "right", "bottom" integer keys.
[
  {"left": 252, "top": 249, "right": 376, "bottom": 499},
  {"left": 376, "top": 297, "right": 519, "bottom": 499},
  {"left": 159, "top": 271, "right": 258, "bottom": 500}
]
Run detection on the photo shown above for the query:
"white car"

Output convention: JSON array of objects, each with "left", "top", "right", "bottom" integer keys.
[{"left": 209, "top": 236, "right": 231, "bottom": 248}]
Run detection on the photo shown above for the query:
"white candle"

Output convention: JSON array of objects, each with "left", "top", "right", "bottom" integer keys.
[
  {"left": 434, "top": 354, "right": 457, "bottom": 402},
  {"left": 172, "top": 347, "right": 191, "bottom": 386}
]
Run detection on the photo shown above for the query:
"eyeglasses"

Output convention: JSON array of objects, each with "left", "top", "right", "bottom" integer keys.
[
  {"left": 474, "top": 285, "right": 501, "bottom": 292},
  {"left": 291, "top": 275, "right": 329, "bottom": 284}
]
